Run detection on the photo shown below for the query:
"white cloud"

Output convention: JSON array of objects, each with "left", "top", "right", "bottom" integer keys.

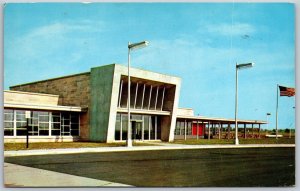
[
  {"left": 131, "top": 35, "right": 294, "bottom": 120},
  {"left": 5, "top": 19, "right": 106, "bottom": 87},
  {"left": 203, "top": 22, "right": 256, "bottom": 36},
  {"left": 6, "top": 19, "right": 105, "bottom": 63},
  {"left": 28, "top": 20, "right": 105, "bottom": 38}
]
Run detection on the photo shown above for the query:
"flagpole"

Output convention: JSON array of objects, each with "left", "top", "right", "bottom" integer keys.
[{"left": 275, "top": 84, "right": 279, "bottom": 139}]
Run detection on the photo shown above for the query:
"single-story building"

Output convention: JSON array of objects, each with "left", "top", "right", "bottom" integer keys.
[{"left": 4, "top": 64, "right": 266, "bottom": 143}]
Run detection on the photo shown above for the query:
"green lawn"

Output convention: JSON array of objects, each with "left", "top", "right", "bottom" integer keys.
[
  {"left": 4, "top": 137, "right": 295, "bottom": 151},
  {"left": 4, "top": 141, "right": 153, "bottom": 151},
  {"left": 173, "top": 137, "right": 295, "bottom": 145}
]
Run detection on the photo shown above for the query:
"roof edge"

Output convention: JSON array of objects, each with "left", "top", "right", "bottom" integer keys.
[{"left": 10, "top": 72, "right": 90, "bottom": 88}]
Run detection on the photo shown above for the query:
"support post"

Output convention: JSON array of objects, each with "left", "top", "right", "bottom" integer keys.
[
  {"left": 148, "top": 85, "right": 152, "bottom": 110},
  {"left": 141, "top": 84, "right": 146, "bottom": 109},
  {"left": 26, "top": 118, "right": 29, "bottom": 149},
  {"left": 118, "top": 80, "right": 123, "bottom": 107},
  {"left": 220, "top": 123, "right": 223, "bottom": 139},
  {"left": 134, "top": 82, "right": 139, "bottom": 109},
  {"left": 258, "top": 124, "right": 261, "bottom": 138},
  {"left": 197, "top": 121, "right": 199, "bottom": 140},
  {"left": 275, "top": 84, "right": 279, "bottom": 139},
  {"left": 218, "top": 123, "right": 221, "bottom": 140},
  {"left": 120, "top": 114, "right": 123, "bottom": 141},
  {"left": 184, "top": 120, "right": 187, "bottom": 141},
  {"left": 154, "top": 86, "right": 159, "bottom": 110},
  {"left": 227, "top": 124, "right": 230, "bottom": 140},
  {"left": 161, "top": 87, "right": 165, "bottom": 111},
  {"left": 142, "top": 115, "right": 144, "bottom": 141},
  {"left": 208, "top": 121, "right": 211, "bottom": 140},
  {"left": 244, "top": 123, "right": 246, "bottom": 139},
  {"left": 202, "top": 121, "right": 205, "bottom": 139}
]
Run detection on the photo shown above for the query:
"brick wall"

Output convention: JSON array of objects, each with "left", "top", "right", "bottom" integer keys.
[
  {"left": 10, "top": 72, "right": 91, "bottom": 141},
  {"left": 10, "top": 73, "right": 91, "bottom": 107}
]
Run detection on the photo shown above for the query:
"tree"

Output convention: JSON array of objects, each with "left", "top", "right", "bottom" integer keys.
[{"left": 285, "top": 128, "right": 289, "bottom": 133}]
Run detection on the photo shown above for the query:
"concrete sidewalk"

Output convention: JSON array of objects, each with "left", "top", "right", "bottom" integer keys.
[
  {"left": 4, "top": 162, "right": 132, "bottom": 187},
  {"left": 4, "top": 143, "right": 295, "bottom": 157}
]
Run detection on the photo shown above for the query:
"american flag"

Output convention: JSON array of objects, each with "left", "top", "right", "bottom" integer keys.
[{"left": 279, "top": 85, "right": 295, "bottom": 97}]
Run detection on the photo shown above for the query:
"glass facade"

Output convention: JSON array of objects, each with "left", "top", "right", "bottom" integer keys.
[
  {"left": 117, "top": 79, "right": 168, "bottom": 111},
  {"left": 4, "top": 109, "right": 80, "bottom": 137},
  {"left": 175, "top": 120, "right": 193, "bottom": 136},
  {"left": 115, "top": 113, "right": 161, "bottom": 141},
  {"left": 4, "top": 109, "right": 14, "bottom": 136}
]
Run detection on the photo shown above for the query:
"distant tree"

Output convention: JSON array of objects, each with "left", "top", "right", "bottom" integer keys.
[{"left": 285, "top": 128, "right": 289, "bottom": 133}]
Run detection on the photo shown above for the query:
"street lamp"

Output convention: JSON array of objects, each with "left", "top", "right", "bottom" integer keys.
[
  {"left": 266, "top": 113, "right": 271, "bottom": 130},
  {"left": 235, "top": 62, "right": 254, "bottom": 145},
  {"left": 290, "top": 106, "right": 295, "bottom": 138},
  {"left": 127, "top": 40, "right": 149, "bottom": 147}
]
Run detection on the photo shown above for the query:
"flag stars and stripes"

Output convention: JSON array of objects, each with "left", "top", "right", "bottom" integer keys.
[{"left": 279, "top": 86, "right": 295, "bottom": 97}]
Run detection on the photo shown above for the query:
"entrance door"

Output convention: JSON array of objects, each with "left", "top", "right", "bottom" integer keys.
[{"left": 132, "top": 121, "right": 142, "bottom": 140}]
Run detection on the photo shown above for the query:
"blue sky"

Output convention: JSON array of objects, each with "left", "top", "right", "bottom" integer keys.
[{"left": 4, "top": 3, "right": 295, "bottom": 129}]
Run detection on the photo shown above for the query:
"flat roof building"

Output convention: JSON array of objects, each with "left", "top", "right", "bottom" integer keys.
[{"left": 4, "top": 64, "right": 266, "bottom": 143}]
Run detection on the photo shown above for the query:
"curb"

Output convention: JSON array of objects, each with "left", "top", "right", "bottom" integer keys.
[{"left": 4, "top": 144, "right": 295, "bottom": 157}]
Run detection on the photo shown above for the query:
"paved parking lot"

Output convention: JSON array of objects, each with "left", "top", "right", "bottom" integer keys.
[{"left": 4, "top": 147, "right": 295, "bottom": 187}]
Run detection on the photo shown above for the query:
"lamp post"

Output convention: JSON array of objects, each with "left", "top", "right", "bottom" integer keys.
[
  {"left": 235, "top": 62, "right": 254, "bottom": 145},
  {"left": 127, "top": 41, "right": 149, "bottom": 147},
  {"left": 290, "top": 106, "right": 295, "bottom": 138},
  {"left": 266, "top": 113, "right": 271, "bottom": 130},
  {"left": 25, "top": 111, "right": 31, "bottom": 148}
]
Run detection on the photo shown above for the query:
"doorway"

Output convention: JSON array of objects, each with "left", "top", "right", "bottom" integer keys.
[{"left": 132, "top": 121, "right": 143, "bottom": 140}]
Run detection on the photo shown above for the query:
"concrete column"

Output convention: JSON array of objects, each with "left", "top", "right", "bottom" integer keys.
[
  {"left": 13, "top": 110, "right": 17, "bottom": 136},
  {"left": 118, "top": 80, "right": 123, "bottom": 107},
  {"left": 196, "top": 121, "right": 199, "bottom": 140},
  {"left": 120, "top": 114, "right": 123, "bottom": 141},
  {"left": 148, "top": 85, "right": 152, "bottom": 110},
  {"left": 227, "top": 124, "right": 230, "bottom": 139},
  {"left": 258, "top": 124, "right": 261, "bottom": 138},
  {"left": 154, "top": 86, "right": 159, "bottom": 110},
  {"left": 149, "top": 117, "right": 151, "bottom": 140},
  {"left": 202, "top": 121, "right": 205, "bottom": 139},
  {"left": 218, "top": 123, "right": 221, "bottom": 140},
  {"left": 184, "top": 120, "right": 187, "bottom": 141},
  {"left": 155, "top": 116, "right": 157, "bottom": 140},
  {"left": 252, "top": 123, "right": 254, "bottom": 138},
  {"left": 244, "top": 123, "right": 246, "bottom": 139},
  {"left": 142, "top": 115, "right": 144, "bottom": 141},
  {"left": 208, "top": 121, "right": 211, "bottom": 140},
  {"left": 220, "top": 123, "right": 223, "bottom": 139},
  {"left": 161, "top": 87, "right": 165, "bottom": 111},
  {"left": 49, "top": 112, "right": 52, "bottom": 136},
  {"left": 141, "top": 84, "right": 146, "bottom": 109},
  {"left": 134, "top": 83, "right": 139, "bottom": 109}
]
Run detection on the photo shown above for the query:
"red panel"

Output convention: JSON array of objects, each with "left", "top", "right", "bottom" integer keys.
[{"left": 192, "top": 123, "right": 204, "bottom": 136}]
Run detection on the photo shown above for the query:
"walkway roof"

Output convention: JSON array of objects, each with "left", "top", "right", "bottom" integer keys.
[{"left": 176, "top": 115, "right": 267, "bottom": 125}]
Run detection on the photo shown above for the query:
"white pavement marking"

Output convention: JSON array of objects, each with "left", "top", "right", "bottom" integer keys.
[
  {"left": 4, "top": 163, "right": 132, "bottom": 187},
  {"left": 4, "top": 144, "right": 295, "bottom": 157}
]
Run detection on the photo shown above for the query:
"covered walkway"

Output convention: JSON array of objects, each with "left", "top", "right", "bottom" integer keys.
[{"left": 175, "top": 115, "right": 267, "bottom": 140}]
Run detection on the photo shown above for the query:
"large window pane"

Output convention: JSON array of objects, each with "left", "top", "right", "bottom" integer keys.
[
  {"left": 157, "top": 116, "right": 161, "bottom": 139},
  {"left": 144, "top": 116, "right": 149, "bottom": 140},
  {"left": 150, "top": 116, "right": 155, "bottom": 139},
  {"left": 4, "top": 129, "right": 14, "bottom": 136},
  {"left": 115, "top": 114, "right": 121, "bottom": 140},
  {"left": 4, "top": 110, "right": 14, "bottom": 121},
  {"left": 122, "top": 114, "right": 128, "bottom": 140},
  {"left": 4, "top": 109, "right": 14, "bottom": 136}
]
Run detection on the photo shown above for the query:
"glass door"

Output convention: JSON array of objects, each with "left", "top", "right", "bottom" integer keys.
[{"left": 132, "top": 121, "right": 142, "bottom": 140}]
